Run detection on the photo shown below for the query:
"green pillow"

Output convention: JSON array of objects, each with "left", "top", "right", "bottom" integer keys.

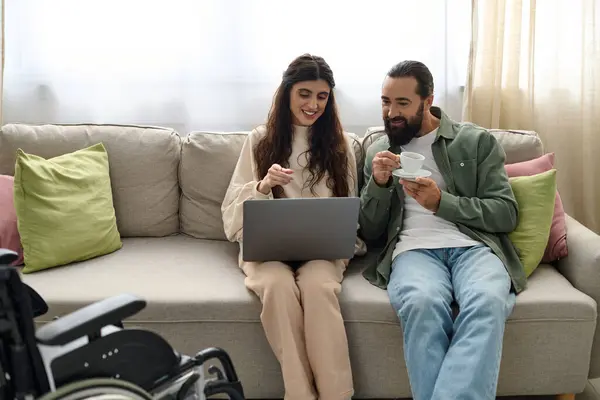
[
  {"left": 13, "top": 143, "right": 122, "bottom": 273},
  {"left": 508, "top": 169, "right": 557, "bottom": 277}
]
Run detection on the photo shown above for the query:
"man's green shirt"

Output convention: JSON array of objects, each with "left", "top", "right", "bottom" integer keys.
[{"left": 359, "top": 107, "right": 527, "bottom": 294}]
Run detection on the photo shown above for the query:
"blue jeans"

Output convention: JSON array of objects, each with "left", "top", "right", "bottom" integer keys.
[{"left": 387, "top": 244, "right": 516, "bottom": 400}]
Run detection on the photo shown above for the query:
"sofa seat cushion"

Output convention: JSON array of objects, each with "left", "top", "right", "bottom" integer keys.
[
  {"left": 22, "top": 237, "right": 394, "bottom": 323},
  {"left": 22, "top": 236, "right": 252, "bottom": 322},
  {"left": 22, "top": 238, "right": 596, "bottom": 326},
  {"left": 343, "top": 253, "right": 596, "bottom": 323},
  {"left": 21, "top": 239, "right": 597, "bottom": 398}
]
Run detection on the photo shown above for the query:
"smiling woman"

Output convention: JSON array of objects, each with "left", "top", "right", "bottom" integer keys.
[
  {"left": 254, "top": 54, "right": 350, "bottom": 199},
  {"left": 220, "top": 53, "right": 362, "bottom": 400},
  {"left": 291, "top": 81, "right": 330, "bottom": 126}
]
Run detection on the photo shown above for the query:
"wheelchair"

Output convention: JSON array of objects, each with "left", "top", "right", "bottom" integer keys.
[{"left": 0, "top": 249, "right": 246, "bottom": 400}]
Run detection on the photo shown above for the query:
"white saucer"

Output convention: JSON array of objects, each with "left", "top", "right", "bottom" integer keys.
[{"left": 392, "top": 168, "right": 432, "bottom": 181}]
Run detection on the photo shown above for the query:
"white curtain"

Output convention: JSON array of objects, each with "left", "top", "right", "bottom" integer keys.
[
  {"left": 3, "top": 0, "right": 471, "bottom": 136},
  {"left": 463, "top": 0, "right": 600, "bottom": 233}
]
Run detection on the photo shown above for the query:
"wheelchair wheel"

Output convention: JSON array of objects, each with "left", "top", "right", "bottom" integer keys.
[{"left": 36, "top": 378, "right": 153, "bottom": 400}]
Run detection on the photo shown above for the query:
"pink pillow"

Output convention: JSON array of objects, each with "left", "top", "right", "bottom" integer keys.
[
  {"left": 505, "top": 153, "right": 568, "bottom": 263},
  {"left": 0, "top": 175, "right": 24, "bottom": 266}
]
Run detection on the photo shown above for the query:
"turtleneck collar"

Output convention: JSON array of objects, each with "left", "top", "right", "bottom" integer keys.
[{"left": 292, "top": 124, "right": 311, "bottom": 136}]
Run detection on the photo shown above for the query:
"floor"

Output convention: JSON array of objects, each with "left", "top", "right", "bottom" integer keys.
[
  {"left": 253, "top": 379, "right": 600, "bottom": 399},
  {"left": 436, "top": 378, "right": 600, "bottom": 400},
  {"left": 577, "top": 379, "right": 600, "bottom": 400},
  {"left": 494, "top": 379, "right": 600, "bottom": 400}
]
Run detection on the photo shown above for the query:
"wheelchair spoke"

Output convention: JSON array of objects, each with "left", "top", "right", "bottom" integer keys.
[{"left": 36, "top": 378, "right": 153, "bottom": 400}]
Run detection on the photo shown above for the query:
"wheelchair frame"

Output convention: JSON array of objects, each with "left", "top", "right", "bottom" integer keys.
[{"left": 0, "top": 249, "right": 245, "bottom": 400}]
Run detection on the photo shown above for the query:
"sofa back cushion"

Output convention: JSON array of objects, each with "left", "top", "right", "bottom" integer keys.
[
  {"left": 361, "top": 127, "right": 544, "bottom": 168},
  {"left": 179, "top": 130, "right": 364, "bottom": 240},
  {"left": 0, "top": 123, "right": 181, "bottom": 237},
  {"left": 179, "top": 131, "right": 249, "bottom": 240},
  {"left": 488, "top": 129, "right": 545, "bottom": 164}
]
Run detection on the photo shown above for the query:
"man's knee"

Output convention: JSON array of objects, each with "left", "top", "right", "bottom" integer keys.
[
  {"left": 462, "top": 287, "right": 510, "bottom": 319},
  {"left": 388, "top": 282, "right": 449, "bottom": 320}
]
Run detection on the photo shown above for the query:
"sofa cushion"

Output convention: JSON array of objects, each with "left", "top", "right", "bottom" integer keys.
[
  {"left": 348, "top": 133, "right": 365, "bottom": 189},
  {"left": 22, "top": 236, "right": 249, "bottom": 320},
  {"left": 14, "top": 143, "right": 123, "bottom": 273},
  {"left": 180, "top": 131, "right": 249, "bottom": 240},
  {"left": 179, "top": 130, "right": 364, "bottom": 240},
  {"left": 361, "top": 127, "right": 544, "bottom": 169},
  {"left": 23, "top": 240, "right": 597, "bottom": 398},
  {"left": 508, "top": 169, "right": 557, "bottom": 277},
  {"left": 22, "top": 238, "right": 595, "bottom": 325},
  {"left": 0, "top": 123, "right": 181, "bottom": 237},
  {"left": 0, "top": 175, "right": 23, "bottom": 266},
  {"left": 489, "top": 129, "right": 544, "bottom": 164},
  {"left": 505, "top": 153, "right": 568, "bottom": 263}
]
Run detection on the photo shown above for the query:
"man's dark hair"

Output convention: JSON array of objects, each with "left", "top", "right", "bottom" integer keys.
[{"left": 387, "top": 60, "right": 434, "bottom": 99}]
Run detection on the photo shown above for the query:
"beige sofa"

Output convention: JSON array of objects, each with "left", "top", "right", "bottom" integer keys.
[{"left": 1, "top": 122, "right": 599, "bottom": 399}]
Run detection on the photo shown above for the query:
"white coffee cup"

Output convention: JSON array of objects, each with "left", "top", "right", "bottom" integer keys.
[{"left": 400, "top": 152, "right": 425, "bottom": 173}]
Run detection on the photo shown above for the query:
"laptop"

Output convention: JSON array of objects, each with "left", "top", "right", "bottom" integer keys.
[{"left": 242, "top": 197, "right": 360, "bottom": 262}]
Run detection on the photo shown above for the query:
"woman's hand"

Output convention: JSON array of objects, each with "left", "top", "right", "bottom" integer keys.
[{"left": 257, "top": 163, "right": 294, "bottom": 194}]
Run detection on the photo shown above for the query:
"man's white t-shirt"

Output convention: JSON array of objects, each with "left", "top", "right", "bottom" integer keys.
[{"left": 392, "top": 128, "right": 481, "bottom": 260}]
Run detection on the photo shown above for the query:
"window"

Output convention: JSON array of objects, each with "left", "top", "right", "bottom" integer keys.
[{"left": 3, "top": 0, "right": 472, "bottom": 135}]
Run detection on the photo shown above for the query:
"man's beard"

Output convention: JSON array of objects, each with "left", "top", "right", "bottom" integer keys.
[{"left": 384, "top": 102, "right": 424, "bottom": 147}]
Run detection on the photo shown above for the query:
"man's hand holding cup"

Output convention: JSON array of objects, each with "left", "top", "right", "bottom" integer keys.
[{"left": 372, "top": 151, "right": 401, "bottom": 186}]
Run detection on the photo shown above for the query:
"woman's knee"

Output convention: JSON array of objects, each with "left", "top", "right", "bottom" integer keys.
[
  {"left": 243, "top": 261, "right": 298, "bottom": 300},
  {"left": 296, "top": 260, "right": 344, "bottom": 298}
]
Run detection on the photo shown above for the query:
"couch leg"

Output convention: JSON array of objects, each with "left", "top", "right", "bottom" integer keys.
[{"left": 556, "top": 395, "right": 575, "bottom": 400}]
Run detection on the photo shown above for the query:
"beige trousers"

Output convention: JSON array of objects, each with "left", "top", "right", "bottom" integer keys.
[{"left": 240, "top": 259, "right": 353, "bottom": 400}]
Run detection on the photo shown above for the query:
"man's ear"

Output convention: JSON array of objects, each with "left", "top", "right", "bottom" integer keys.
[{"left": 425, "top": 95, "right": 434, "bottom": 110}]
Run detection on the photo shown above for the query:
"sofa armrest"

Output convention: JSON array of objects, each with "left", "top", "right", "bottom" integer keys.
[
  {"left": 556, "top": 214, "right": 600, "bottom": 378},
  {"left": 0, "top": 248, "right": 18, "bottom": 266},
  {"left": 36, "top": 293, "right": 146, "bottom": 346},
  {"left": 557, "top": 215, "right": 600, "bottom": 296}
]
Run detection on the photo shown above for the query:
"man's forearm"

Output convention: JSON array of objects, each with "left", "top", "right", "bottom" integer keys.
[
  {"left": 359, "top": 176, "right": 394, "bottom": 240},
  {"left": 435, "top": 191, "right": 518, "bottom": 233}
]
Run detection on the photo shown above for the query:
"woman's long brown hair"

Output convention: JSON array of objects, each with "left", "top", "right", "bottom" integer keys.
[{"left": 254, "top": 53, "right": 351, "bottom": 198}]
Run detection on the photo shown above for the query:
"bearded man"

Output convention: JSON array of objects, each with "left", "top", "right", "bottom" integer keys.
[{"left": 358, "top": 60, "right": 526, "bottom": 400}]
